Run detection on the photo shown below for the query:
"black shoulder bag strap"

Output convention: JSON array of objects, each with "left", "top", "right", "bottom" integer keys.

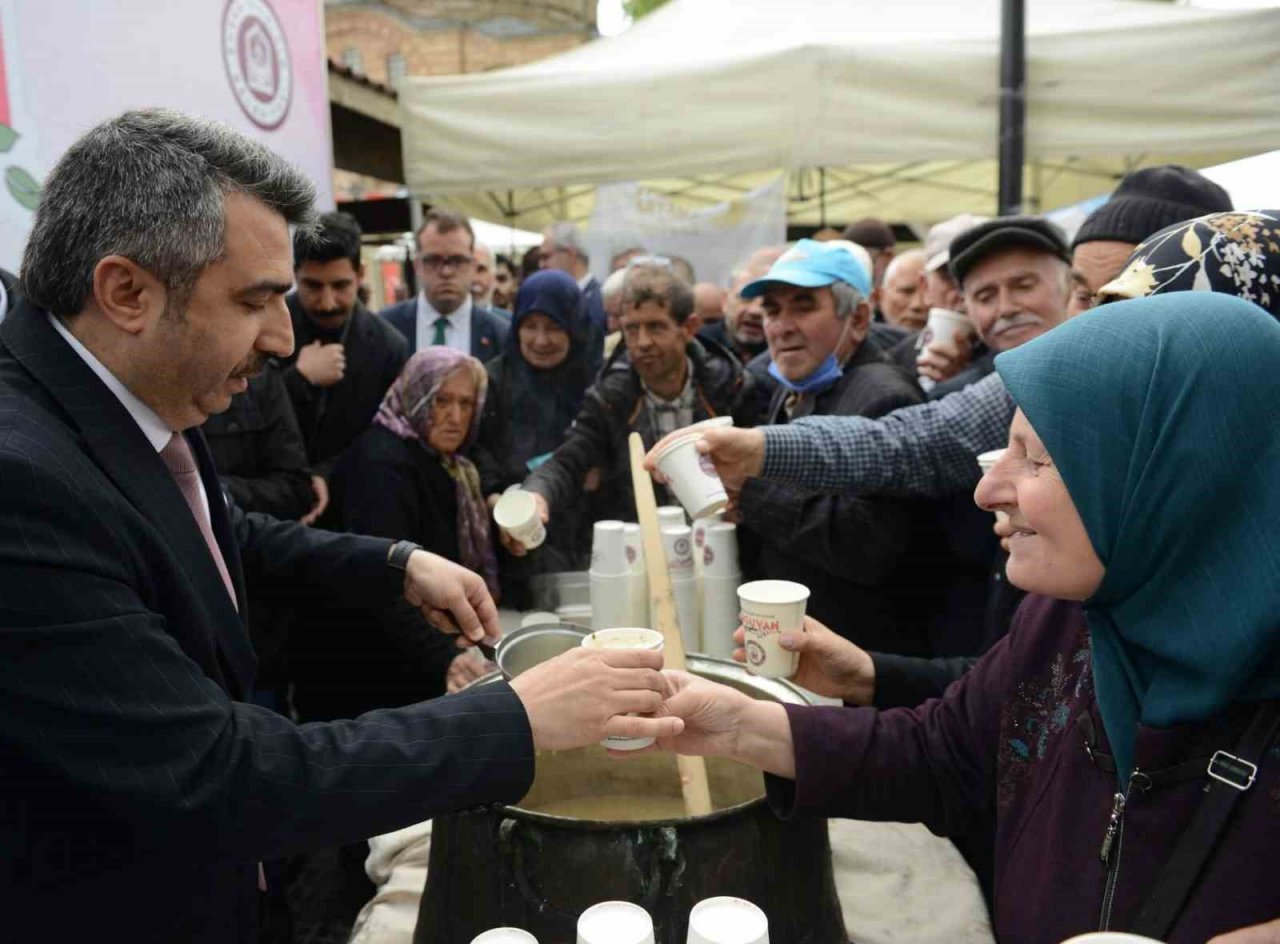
[{"left": 1131, "top": 700, "right": 1280, "bottom": 939}]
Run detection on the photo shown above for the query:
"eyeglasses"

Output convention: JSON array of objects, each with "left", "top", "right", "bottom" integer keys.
[{"left": 420, "top": 254, "right": 474, "bottom": 272}]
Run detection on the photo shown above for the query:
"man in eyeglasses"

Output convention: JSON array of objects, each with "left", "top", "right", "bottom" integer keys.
[{"left": 381, "top": 209, "right": 509, "bottom": 363}]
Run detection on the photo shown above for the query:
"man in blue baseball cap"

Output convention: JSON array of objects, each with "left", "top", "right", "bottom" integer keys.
[{"left": 732, "top": 239, "right": 952, "bottom": 656}]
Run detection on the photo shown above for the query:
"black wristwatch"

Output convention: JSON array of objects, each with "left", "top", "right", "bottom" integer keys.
[{"left": 386, "top": 540, "right": 422, "bottom": 573}]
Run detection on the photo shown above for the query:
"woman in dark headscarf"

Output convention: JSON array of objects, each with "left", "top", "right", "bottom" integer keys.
[
  {"left": 473, "top": 269, "right": 590, "bottom": 500},
  {"left": 653, "top": 292, "right": 1280, "bottom": 942},
  {"left": 291, "top": 348, "right": 498, "bottom": 721}
]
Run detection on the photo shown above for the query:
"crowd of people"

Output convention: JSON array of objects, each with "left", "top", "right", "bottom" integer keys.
[{"left": 1, "top": 106, "right": 1277, "bottom": 944}]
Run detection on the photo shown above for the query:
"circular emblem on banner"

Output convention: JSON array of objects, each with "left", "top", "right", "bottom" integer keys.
[{"left": 223, "top": 0, "right": 292, "bottom": 130}]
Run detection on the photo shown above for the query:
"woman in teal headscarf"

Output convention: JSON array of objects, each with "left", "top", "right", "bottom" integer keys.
[{"left": 648, "top": 292, "right": 1280, "bottom": 941}]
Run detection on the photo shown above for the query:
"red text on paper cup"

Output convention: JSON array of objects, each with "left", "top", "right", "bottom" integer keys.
[{"left": 740, "top": 612, "right": 781, "bottom": 634}]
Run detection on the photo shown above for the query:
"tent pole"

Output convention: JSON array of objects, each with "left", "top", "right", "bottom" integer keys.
[
  {"left": 997, "top": 0, "right": 1025, "bottom": 216},
  {"left": 819, "top": 167, "right": 827, "bottom": 228}
]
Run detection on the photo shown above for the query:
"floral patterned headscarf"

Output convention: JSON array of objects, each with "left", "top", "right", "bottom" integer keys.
[
  {"left": 374, "top": 348, "right": 499, "bottom": 597},
  {"left": 1098, "top": 210, "right": 1280, "bottom": 319}
]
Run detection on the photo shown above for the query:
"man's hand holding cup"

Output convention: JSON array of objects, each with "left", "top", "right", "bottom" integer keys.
[
  {"left": 510, "top": 646, "right": 683, "bottom": 752},
  {"left": 645, "top": 426, "right": 766, "bottom": 493}
]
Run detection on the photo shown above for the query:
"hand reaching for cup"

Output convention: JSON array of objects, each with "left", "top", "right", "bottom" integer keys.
[
  {"left": 916, "top": 334, "right": 973, "bottom": 384},
  {"left": 651, "top": 670, "right": 796, "bottom": 778},
  {"left": 644, "top": 426, "right": 766, "bottom": 493},
  {"left": 510, "top": 647, "right": 682, "bottom": 752},
  {"left": 731, "top": 616, "right": 877, "bottom": 706}
]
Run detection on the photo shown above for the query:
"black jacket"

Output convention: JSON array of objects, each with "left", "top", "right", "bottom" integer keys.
[
  {"left": 202, "top": 367, "right": 312, "bottom": 519},
  {"left": 736, "top": 342, "right": 940, "bottom": 656},
  {"left": 0, "top": 302, "right": 534, "bottom": 943},
  {"left": 277, "top": 296, "right": 409, "bottom": 478},
  {"left": 524, "top": 337, "right": 756, "bottom": 562},
  {"left": 290, "top": 425, "right": 463, "bottom": 721},
  {"left": 474, "top": 355, "right": 533, "bottom": 497}
]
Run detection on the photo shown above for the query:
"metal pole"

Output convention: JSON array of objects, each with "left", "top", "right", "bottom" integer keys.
[{"left": 997, "top": 0, "right": 1026, "bottom": 216}]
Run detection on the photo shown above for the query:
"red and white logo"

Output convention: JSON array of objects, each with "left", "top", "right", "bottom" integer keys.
[{"left": 223, "top": 0, "right": 292, "bottom": 130}]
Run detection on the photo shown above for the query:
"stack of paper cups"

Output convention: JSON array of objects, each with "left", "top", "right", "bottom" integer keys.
[
  {"left": 590, "top": 520, "right": 632, "bottom": 630},
  {"left": 700, "top": 523, "right": 742, "bottom": 661},
  {"left": 657, "top": 505, "right": 687, "bottom": 530},
  {"left": 691, "top": 511, "right": 724, "bottom": 580},
  {"left": 660, "top": 524, "right": 700, "bottom": 652},
  {"left": 622, "top": 523, "right": 649, "bottom": 626}
]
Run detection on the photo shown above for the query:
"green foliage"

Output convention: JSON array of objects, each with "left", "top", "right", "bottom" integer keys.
[{"left": 623, "top": 0, "right": 672, "bottom": 19}]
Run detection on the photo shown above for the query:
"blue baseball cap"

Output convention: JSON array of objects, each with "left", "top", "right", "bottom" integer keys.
[{"left": 740, "top": 239, "right": 872, "bottom": 299}]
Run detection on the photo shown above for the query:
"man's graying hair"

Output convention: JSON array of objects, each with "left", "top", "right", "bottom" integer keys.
[
  {"left": 830, "top": 280, "right": 865, "bottom": 321},
  {"left": 22, "top": 108, "right": 316, "bottom": 318}
]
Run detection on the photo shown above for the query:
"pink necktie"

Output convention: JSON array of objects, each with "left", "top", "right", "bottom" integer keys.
[{"left": 160, "top": 433, "right": 237, "bottom": 609}]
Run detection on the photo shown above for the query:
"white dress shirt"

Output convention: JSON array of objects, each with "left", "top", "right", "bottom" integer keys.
[
  {"left": 48, "top": 313, "right": 210, "bottom": 518},
  {"left": 415, "top": 292, "right": 473, "bottom": 355}
]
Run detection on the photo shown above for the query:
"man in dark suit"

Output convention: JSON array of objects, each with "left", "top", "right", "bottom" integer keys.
[
  {"left": 0, "top": 265, "right": 20, "bottom": 322},
  {"left": 380, "top": 209, "right": 508, "bottom": 362},
  {"left": 0, "top": 108, "right": 676, "bottom": 943},
  {"left": 276, "top": 211, "right": 409, "bottom": 490}
]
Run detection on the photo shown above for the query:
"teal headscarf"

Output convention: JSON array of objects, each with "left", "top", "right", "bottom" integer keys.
[{"left": 995, "top": 293, "right": 1280, "bottom": 784}]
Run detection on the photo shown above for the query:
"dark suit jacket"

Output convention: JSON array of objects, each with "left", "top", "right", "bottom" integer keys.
[
  {"left": 0, "top": 303, "right": 534, "bottom": 943},
  {"left": 379, "top": 296, "right": 508, "bottom": 363},
  {"left": 277, "top": 296, "right": 409, "bottom": 479}
]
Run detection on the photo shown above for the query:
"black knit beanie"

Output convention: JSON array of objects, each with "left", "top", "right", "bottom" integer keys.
[{"left": 1072, "top": 165, "right": 1233, "bottom": 249}]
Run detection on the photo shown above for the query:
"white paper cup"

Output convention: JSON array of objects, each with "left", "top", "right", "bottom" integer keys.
[
  {"left": 976, "top": 451, "right": 1010, "bottom": 529},
  {"left": 471, "top": 930, "right": 539, "bottom": 944},
  {"left": 737, "top": 580, "right": 809, "bottom": 678},
  {"left": 976, "top": 448, "right": 1005, "bottom": 474},
  {"left": 671, "top": 574, "right": 700, "bottom": 653},
  {"left": 591, "top": 520, "right": 628, "bottom": 575},
  {"left": 685, "top": 416, "right": 734, "bottom": 434},
  {"left": 917, "top": 307, "right": 973, "bottom": 389},
  {"left": 661, "top": 525, "right": 695, "bottom": 575},
  {"left": 657, "top": 505, "right": 687, "bottom": 529},
  {"left": 519, "top": 611, "right": 560, "bottom": 629},
  {"left": 702, "top": 522, "right": 740, "bottom": 578},
  {"left": 555, "top": 603, "right": 592, "bottom": 628},
  {"left": 701, "top": 574, "right": 742, "bottom": 661},
  {"left": 577, "top": 901, "right": 655, "bottom": 944},
  {"left": 919, "top": 307, "right": 973, "bottom": 352},
  {"left": 692, "top": 512, "right": 724, "bottom": 577},
  {"left": 1059, "top": 935, "right": 1163, "bottom": 944},
  {"left": 493, "top": 489, "right": 546, "bottom": 550},
  {"left": 622, "top": 524, "right": 649, "bottom": 626},
  {"left": 653, "top": 433, "right": 729, "bottom": 520},
  {"left": 580, "top": 628, "right": 665, "bottom": 750},
  {"left": 590, "top": 571, "right": 633, "bottom": 630},
  {"left": 686, "top": 896, "right": 769, "bottom": 944}
]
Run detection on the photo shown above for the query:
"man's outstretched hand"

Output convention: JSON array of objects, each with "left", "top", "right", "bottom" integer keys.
[{"left": 644, "top": 426, "right": 766, "bottom": 492}]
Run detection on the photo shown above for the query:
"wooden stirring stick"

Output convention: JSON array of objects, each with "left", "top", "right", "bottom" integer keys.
[{"left": 628, "top": 432, "right": 714, "bottom": 817}]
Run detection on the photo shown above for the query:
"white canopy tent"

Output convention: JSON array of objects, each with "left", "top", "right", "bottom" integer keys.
[{"left": 398, "top": 0, "right": 1280, "bottom": 232}]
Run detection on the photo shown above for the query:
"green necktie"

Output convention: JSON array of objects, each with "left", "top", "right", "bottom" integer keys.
[{"left": 432, "top": 316, "right": 448, "bottom": 346}]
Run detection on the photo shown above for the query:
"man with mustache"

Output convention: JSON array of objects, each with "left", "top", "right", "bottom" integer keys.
[{"left": 278, "top": 212, "right": 409, "bottom": 484}]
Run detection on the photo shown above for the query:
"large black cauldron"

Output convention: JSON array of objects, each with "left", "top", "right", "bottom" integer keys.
[{"left": 414, "top": 657, "right": 847, "bottom": 944}]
